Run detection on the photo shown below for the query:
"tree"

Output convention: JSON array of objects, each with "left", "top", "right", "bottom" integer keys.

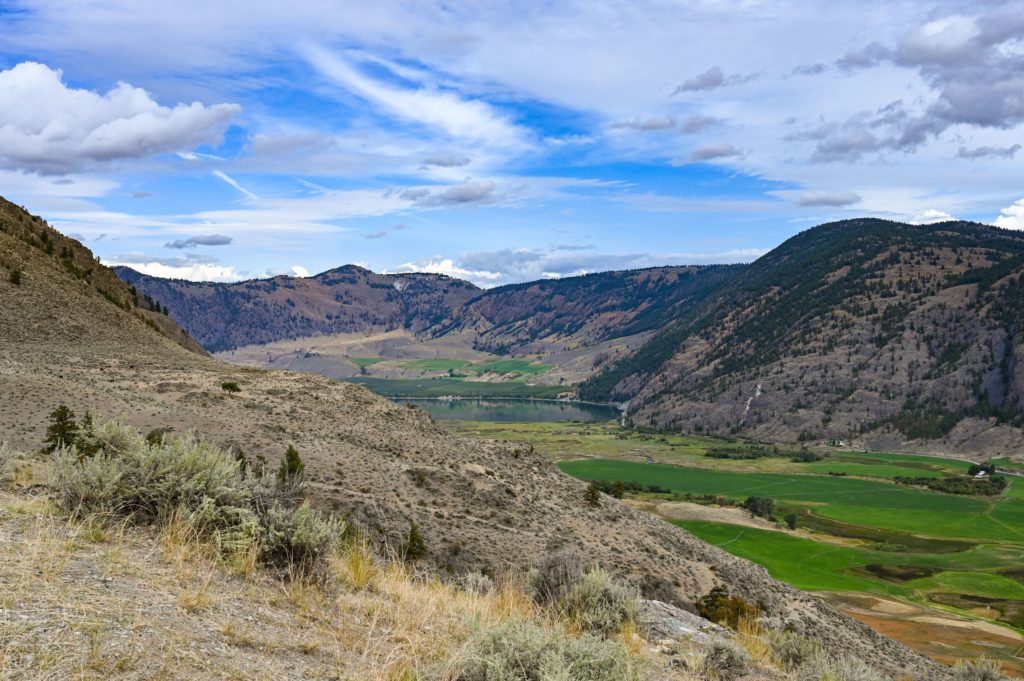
[
  {"left": 583, "top": 481, "right": 602, "bottom": 508},
  {"left": 784, "top": 513, "right": 798, "bottom": 531},
  {"left": 221, "top": 380, "right": 241, "bottom": 394},
  {"left": 742, "top": 496, "right": 775, "bottom": 519},
  {"left": 44, "top": 405, "right": 79, "bottom": 452},
  {"left": 277, "top": 445, "right": 305, "bottom": 482},
  {"left": 402, "top": 521, "right": 427, "bottom": 560},
  {"left": 8, "top": 269, "right": 21, "bottom": 286},
  {"left": 76, "top": 411, "right": 101, "bottom": 458}
]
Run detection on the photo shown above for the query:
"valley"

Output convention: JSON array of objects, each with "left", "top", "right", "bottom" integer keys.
[{"left": 443, "top": 418, "right": 1024, "bottom": 675}]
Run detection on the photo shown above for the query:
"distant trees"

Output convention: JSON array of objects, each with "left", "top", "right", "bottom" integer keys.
[
  {"left": 784, "top": 513, "right": 798, "bottom": 530},
  {"left": 583, "top": 481, "right": 602, "bottom": 507},
  {"left": 220, "top": 380, "right": 241, "bottom": 394}
]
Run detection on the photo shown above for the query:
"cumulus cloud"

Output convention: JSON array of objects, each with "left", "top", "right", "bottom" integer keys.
[
  {"left": 107, "top": 251, "right": 243, "bottom": 282},
  {"left": 796, "top": 191, "right": 861, "bottom": 207},
  {"left": 164, "top": 234, "right": 233, "bottom": 249},
  {"left": 909, "top": 209, "right": 957, "bottom": 224},
  {"left": 827, "top": 10, "right": 1024, "bottom": 157},
  {"left": 264, "top": 265, "right": 310, "bottom": 277},
  {"left": 994, "top": 199, "right": 1024, "bottom": 230},
  {"left": 0, "top": 62, "right": 239, "bottom": 174},
  {"left": 957, "top": 144, "right": 1021, "bottom": 160}
]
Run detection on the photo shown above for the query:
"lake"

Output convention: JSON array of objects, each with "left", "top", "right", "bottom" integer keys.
[{"left": 400, "top": 398, "right": 622, "bottom": 422}]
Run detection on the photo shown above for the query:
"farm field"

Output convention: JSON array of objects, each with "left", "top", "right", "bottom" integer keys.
[
  {"left": 443, "top": 419, "right": 1024, "bottom": 673},
  {"left": 349, "top": 377, "right": 564, "bottom": 398}
]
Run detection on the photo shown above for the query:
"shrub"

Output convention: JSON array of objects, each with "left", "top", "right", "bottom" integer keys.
[
  {"left": 453, "top": 619, "right": 634, "bottom": 681},
  {"left": 584, "top": 481, "right": 602, "bottom": 507},
  {"left": 562, "top": 568, "right": 641, "bottom": 636},
  {"left": 9, "top": 268, "right": 21, "bottom": 285},
  {"left": 44, "top": 404, "right": 79, "bottom": 453},
  {"left": 699, "top": 639, "right": 751, "bottom": 681},
  {"left": 530, "top": 551, "right": 583, "bottom": 605},
  {"left": 763, "top": 629, "right": 822, "bottom": 671},
  {"left": 696, "top": 586, "right": 759, "bottom": 629},
  {"left": 50, "top": 418, "right": 344, "bottom": 576},
  {"left": 220, "top": 380, "right": 241, "bottom": 394},
  {"left": 953, "top": 657, "right": 1007, "bottom": 681},
  {"left": 793, "top": 654, "right": 885, "bottom": 681},
  {"left": 401, "top": 520, "right": 427, "bottom": 561},
  {"left": 461, "top": 570, "right": 495, "bottom": 596},
  {"left": 784, "top": 512, "right": 798, "bottom": 530},
  {"left": 259, "top": 501, "right": 345, "bottom": 572}
]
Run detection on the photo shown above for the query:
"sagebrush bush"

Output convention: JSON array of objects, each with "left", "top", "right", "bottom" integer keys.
[
  {"left": 462, "top": 570, "right": 495, "bottom": 596},
  {"left": 453, "top": 619, "right": 635, "bottom": 681},
  {"left": 953, "top": 657, "right": 1007, "bottom": 681},
  {"left": 562, "top": 568, "right": 641, "bottom": 636},
  {"left": 530, "top": 551, "right": 582, "bottom": 605},
  {"left": 260, "top": 501, "right": 345, "bottom": 571},
  {"left": 763, "top": 628, "right": 822, "bottom": 671},
  {"left": 51, "top": 418, "right": 345, "bottom": 575},
  {"left": 792, "top": 652, "right": 885, "bottom": 681},
  {"left": 699, "top": 639, "right": 751, "bottom": 681}
]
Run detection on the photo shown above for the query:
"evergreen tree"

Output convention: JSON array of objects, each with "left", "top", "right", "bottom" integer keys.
[
  {"left": 583, "top": 481, "right": 602, "bottom": 508},
  {"left": 277, "top": 445, "right": 305, "bottom": 482},
  {"left": 9, "top": 269, "right": 21, "bottom": 286},
  {"left": 44, "top": 404, "right": 79, "bottom": 452},
  {"left": 402, "top": 521, "right": 427, "bottom": 560}
]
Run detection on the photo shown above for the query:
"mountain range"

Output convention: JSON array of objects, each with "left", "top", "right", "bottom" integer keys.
[{"left": 120, "top": 217, "right": 1024, "bottom": 455}]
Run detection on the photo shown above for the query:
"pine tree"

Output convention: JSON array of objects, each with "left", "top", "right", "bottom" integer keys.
[
  {"left": 583, "top": 481, "right": 602, "bottom": 508},
  {"left": 277, "top": 445, "right": 305, "bottom": 482},
  {"left": 44, "top": 404, "right": 79, "bottom": 453},
  {"left": 402, "top": 521, "right": 427, "bottom": 560}
]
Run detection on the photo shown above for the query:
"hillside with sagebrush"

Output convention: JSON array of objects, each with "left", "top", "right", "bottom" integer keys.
[
  {"left": 581, "top": 219, "right": 1024, "bottom": 456},
  {"left": 0, "top": 198, "right": 952, "bottom": 678}
]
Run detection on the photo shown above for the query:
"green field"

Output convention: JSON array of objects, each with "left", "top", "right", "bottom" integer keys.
[
  {"left": 400, "top": 359, "right": 472, "bottom": 371},
  {"left": 472, "top": 359, "right": 551, "bottom": 376},
  {"left": 559, "top": 458, "right": 1024, "bottom": 542},
  {"left": 349, "top": 377, "right": 563, "bottom": 398}
]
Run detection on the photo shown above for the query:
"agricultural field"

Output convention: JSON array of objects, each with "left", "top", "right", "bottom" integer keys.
[
  {"left": 444, "top": 420, "right": 1024, "bottom": 673},
  {"left": 348, "top": 377, "right": 564, "bottom": 398}
]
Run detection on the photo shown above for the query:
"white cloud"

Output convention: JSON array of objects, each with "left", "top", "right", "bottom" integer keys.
[
  {"left": 994, "top": 199, "right": 1024, "bottom": 230},
  {"left": 0, "top": 62, "right": 240, "bottom": 173},
  {"left": 396, "top": 257, "right": 504, "bottom": 283},
  {"left": 909, "top": 208, "right": 957, "bottom": 224},
  {"left": 212, "top": 170, "right": 258, "bottom": 200},
  {"left": 109, "top": 260, "right": 244, "bottom": 282},
  {"left": 303, "top": 46, "right": 527, "bottom": 151}
]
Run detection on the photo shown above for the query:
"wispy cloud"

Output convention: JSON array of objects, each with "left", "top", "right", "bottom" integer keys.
[{"left": 212, "top": 171, "right": 258, "bottom": 200}]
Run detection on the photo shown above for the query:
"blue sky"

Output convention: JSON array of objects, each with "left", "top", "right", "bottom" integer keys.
[{"left": 1, "top": 1, "right": 1023, "bottom": 285}]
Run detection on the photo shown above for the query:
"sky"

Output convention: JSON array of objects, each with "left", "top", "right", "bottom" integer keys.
[{"left": 1, "top": 1, "right": 1023, "bottom": 286}]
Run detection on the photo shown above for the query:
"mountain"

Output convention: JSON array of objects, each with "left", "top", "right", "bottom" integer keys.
[
  {"left": 114, "top": 264, "right": 481, "bottom": 352},
  {"left": 581, "top": 218, "right": 1024, "bottom": 454},
  {"left": 430, "top": 265, "right": 741, "bottom": 354},
  {"left": 1, "top": 199, "right": 942, "bottom": 676}
]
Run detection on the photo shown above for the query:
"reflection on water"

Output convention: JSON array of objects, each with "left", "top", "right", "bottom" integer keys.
[{"left": 400, "top": 398, "right": 621, "bottom": 422}]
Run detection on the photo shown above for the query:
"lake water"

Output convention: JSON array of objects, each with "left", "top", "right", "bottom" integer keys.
[{"left": 401, "top": 398, "right": 622, "bottom": 422}]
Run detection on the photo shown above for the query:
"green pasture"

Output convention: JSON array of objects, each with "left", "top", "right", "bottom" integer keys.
[
  {"left": 400, "top": 359, "right": 472, "bottom": 371},
  {"left": 348, "top": 377, "right": 563, "bottom": 398},
  {"left": 560, "top": 458, "right": 1024, "bottom": 542}
]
